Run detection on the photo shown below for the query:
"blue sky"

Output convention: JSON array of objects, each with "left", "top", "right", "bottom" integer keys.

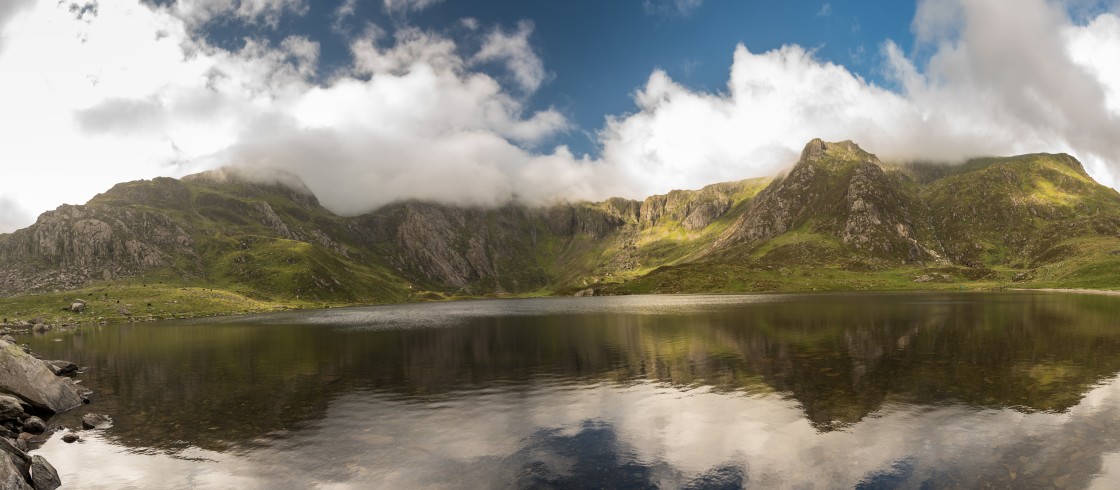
[{"left": 1, "top": 0, "right": 1120, "bottom": 232}]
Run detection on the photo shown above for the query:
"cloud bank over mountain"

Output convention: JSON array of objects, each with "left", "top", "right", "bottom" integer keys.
[{"left": 1, "top": 0, "right": 1119, "bottom": 232}]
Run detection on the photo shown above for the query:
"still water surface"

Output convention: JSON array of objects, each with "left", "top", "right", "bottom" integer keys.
[{"left": 20, "top": 292, "right": 1120, "bottom": 489}]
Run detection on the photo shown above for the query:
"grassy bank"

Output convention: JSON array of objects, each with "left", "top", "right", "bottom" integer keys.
[{"left": 4, "top": 265, "right": 1112, "bottom": 327}]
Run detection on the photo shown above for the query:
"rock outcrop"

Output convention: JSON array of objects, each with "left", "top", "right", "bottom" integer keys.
[
  {"left": 0, "top": 341, "right": 83, "bottom": 414},
  {"left": 715, "top": 139, "right": 944, "bottom": 263},
  {"left": 640, "top": 181, "right": 753, "bottom": 231}
]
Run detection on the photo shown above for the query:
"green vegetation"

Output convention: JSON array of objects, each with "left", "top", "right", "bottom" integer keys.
[{"left": 2, "top": 142, "right": 1119, "bottom": 324}]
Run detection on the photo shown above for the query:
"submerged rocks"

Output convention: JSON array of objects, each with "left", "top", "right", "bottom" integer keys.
[
  {"left": 42, "top": 362, "right": 77, "bottom": 377},
  {"left": 0, "top": 341, "right": 83, "bottom": 414},
  {"left": 80, "top": 414, "right": 111, "bottom": 430}
]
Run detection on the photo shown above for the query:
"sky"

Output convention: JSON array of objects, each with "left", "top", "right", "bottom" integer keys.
[{"left": 1, "top": 0, "right": 1120, "bottom": 233}]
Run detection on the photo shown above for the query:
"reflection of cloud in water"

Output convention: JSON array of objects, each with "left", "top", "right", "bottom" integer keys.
[{"left": 41, "top": 374, "right": 1120, "bottom": 489}]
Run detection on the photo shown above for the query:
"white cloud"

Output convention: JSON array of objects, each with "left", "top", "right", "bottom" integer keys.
[
  {"left": 165, "top": 0, "right": 309, "bottom": 28},
  {"left": 0, "top": 196, "right": 30, "bottom": 234},
  {"left": 595, "top": 0, "right": 1120, "bottom": 198},
  {"left": 817, "top": 3, "right": 833, "bottom": 17},
  {"left": 332, "top": 0, "right": 357, "bottom": 33},
  {"left": 3, "top": 0, "right": 1120, "bottom": 235},
  {"left": 383, "top": 0, "right": 442, "bottom": 16},
  {"left": 643, "top": 0, "right": 704, "bottom": 19},
  {"left": 472, "top": 21, "right": 547, "bottom": 93},
  {"left": 0, "top": 1, "right": 586, "bottom": 232}
]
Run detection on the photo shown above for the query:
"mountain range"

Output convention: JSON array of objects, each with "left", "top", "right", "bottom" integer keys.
[{"left": 2, "top": 139, "right": 1119, "bottom": 322}]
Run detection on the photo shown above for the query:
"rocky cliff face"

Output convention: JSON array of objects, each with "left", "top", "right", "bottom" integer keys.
[
  {"left": 716, "top": 139, "right": 945, "bottom": 263},
  {"left": 0, "top": 201, "right": 193, "bottom": 296},
  {"left": 639, "top": 181, "right": 744, "bottom": 231},
  {"left": 2, "top": 139, "right": 1119, "bottom": 300}
]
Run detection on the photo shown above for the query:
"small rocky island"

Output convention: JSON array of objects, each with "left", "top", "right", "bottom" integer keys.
[{"left": 1, "top": 322, "right": 103, "bottom": 490}]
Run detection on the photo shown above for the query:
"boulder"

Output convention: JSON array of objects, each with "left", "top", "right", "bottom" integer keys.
[
  {"left": 0, "top": 453, "right": 32, "bottom": 490},
  {"left": 0, "top": 337, "right": 13, "bottom": 344},
  {"left": 42, "top": 362, "right": 77, "bottom": 377},
  {"left": 60, "top": 434, "right": 78, "bottom": 444},
  {"left": 80, "top": 414, "right": 111, "bottom": 430},
  {"left": 19, "top": 418, "right": 44, "bottom": 435},
  {"left": 0, "top": 396, "right": 28, "bottom": 421},
  {"left": 0, "top": 342, "right": 83, "bottom": 414},
  {"left": 573, "top": 288, "right": 595, "bottom": 297},
  {"left": 0, "top": 438, "right": 29, "bottom": 471},
  {"left": 68, "top": 303, "right": 84, "bottom": 314},
  {"left": 29, "top": 456, "right": 60, "bottom": 490}
]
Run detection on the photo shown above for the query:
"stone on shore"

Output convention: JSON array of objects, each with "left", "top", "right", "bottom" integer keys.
[
  {"left": 0, "top": 341, "right": 83, "bottom": 414},
  {"left": 29, "top": 456, "right": 60, "bottom": 490}
]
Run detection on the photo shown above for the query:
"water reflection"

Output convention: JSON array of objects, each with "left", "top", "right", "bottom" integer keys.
[{"left": 22, "top": 292, "right": 1120, "bottom": 488}]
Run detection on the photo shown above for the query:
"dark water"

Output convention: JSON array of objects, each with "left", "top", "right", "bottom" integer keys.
[{"left": 19, "top": 292, "right": 1120, "bottom": 489}]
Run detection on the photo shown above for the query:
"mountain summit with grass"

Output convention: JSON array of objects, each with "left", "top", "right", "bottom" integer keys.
[{"left": 2, "top": 140, "right": 1120, "bottom": 322}]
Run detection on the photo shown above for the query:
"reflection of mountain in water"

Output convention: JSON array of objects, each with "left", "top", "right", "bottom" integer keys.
[{"left": 26, "top": 292, "right": 1120, "bottom": 454}]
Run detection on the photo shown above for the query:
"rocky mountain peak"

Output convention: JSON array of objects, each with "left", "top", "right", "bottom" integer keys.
[
  {"left": 799, "top": 139, "right": 877, "bottom": 166},
  {"left": 183, "top": 167, "right": 321, "bottom": 209}
]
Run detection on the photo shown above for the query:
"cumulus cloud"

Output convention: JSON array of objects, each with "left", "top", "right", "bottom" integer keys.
[
  {"left": 2, "top": 0, "right": 1120, "bottom": 235},
  {"left": 383, "top": 0, "right": 442, "bottom": 16},
  {"left": 597, "top": 0, "right": 1120, "bottom": 195},
  {"left": 165, "top": 0, "right": 309, "bottom": 28},
  {"left": 0, "top": 1, "right": 590, "bottom": 231},
  {"left": 0, "top": 0, "right": 33, "bottom": 52},
  {"left": 472, "top": 21, "right": 547, "bottom": 94},
  {"left": 0, "top": 196, "right": 30, "bottom": 234}
]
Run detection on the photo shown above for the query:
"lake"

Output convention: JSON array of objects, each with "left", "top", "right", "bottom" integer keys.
[{"left": 20, "top": 292, "right": 1120, "bottom": 489}]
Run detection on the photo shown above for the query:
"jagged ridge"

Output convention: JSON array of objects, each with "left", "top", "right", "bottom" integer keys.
[{"left": 2, "top": 139, "right": 1120, "bottom": 309}]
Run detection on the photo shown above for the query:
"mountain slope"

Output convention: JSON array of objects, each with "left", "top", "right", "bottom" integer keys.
[{"left": 2, "top": 139, "right": 1120, "bottom": 322}]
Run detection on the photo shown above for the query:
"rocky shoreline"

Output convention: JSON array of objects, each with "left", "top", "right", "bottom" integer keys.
[{"left": 1, "top": 325, "right": 109, "bottom": 490}]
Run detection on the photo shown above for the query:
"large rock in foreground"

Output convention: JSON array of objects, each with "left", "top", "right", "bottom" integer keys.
[
  {"left": 0, "top": 439, "right": 30, "bottom": 490},
  {"left": 0, "top": 453, "right": 32, "bottom": 490},
  {"left": 0, "top": 341, "right": 82, "bottom": 414}
]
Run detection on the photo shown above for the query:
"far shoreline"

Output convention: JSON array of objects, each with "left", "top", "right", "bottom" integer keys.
[
  {"left": 1010, "top": 287, "right": 1120, "bottom": 297},
  {"left": 6, "top": 286, "right": 1120, "bottom": 330}
]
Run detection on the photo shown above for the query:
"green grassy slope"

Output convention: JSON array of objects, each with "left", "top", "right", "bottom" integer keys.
[{"left": 3, "top": 141, "right": 1120, "bottom": 324}]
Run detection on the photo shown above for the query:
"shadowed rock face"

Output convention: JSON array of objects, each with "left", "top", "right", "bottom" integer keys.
[{"left": 0, "top": 341, "right": 82, "bottom": 414}]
